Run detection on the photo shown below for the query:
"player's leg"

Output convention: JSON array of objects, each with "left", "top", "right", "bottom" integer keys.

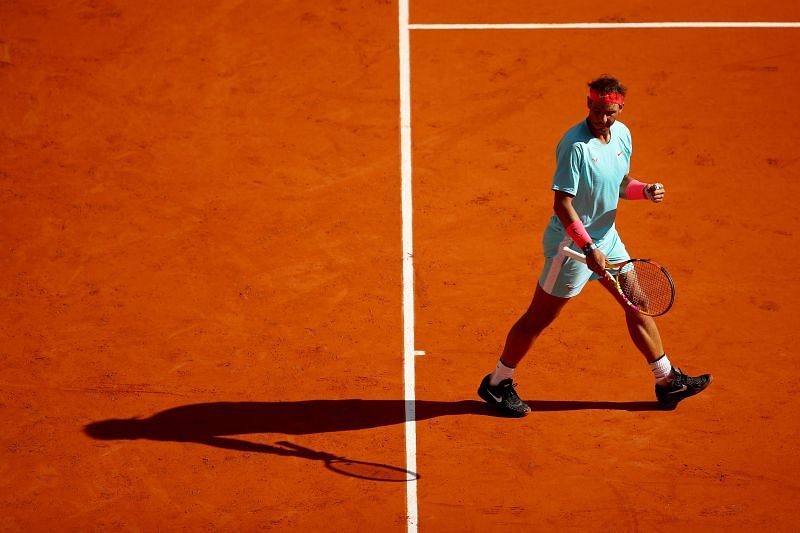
[
  {"left": 499, "top": 283, "right": 570, "bottom": 368},
  {"left": 478, "top": 248, "right": 590, "bottom": 417},
  {"left": 600, "top": 236, "right": 711, "bottom": 403},
  {"left": 597, "top": 235, "right": 665, "bottom": 362},
  {"left": 478, "top": 284, "right": 569, "bottom": 417},
  {"left": 598, "top": 275, "right": 663, "bottom": 362}
]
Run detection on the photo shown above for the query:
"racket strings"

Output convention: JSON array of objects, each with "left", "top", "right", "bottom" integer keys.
[{"left": 616, "top": 261, "right": 674, "bottom": 315}]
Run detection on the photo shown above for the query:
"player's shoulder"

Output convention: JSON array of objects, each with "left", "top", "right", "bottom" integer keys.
[
  {"left": 562, "top": 120, "right": 592, "bottom": 141},
  {"left": 558, "top": 120, "right": 592, "bottom": 150},
  {"left": 612, "top": 120, "right": 631, "bottom": 138}
]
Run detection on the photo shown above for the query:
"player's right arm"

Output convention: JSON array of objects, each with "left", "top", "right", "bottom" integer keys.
[
  {"left": 552, "top": 140, "right": 608, "bottom": 276},
  {"left": 554, "top": 191, "right": 608, "bottom": 275}
]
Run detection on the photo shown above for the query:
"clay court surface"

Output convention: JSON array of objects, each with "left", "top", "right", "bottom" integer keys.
[{"left": 2, "top": 1, "right": 799, "bottom": 530}]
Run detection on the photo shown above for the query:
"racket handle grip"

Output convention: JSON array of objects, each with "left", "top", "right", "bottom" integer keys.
[{"left": 562, "top": 246, "right": 587, "bottom": 263}]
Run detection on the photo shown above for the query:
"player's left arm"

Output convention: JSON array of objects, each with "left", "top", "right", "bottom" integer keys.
[{"left": 620, "top": 174, "right": 665, "bottom": 203}]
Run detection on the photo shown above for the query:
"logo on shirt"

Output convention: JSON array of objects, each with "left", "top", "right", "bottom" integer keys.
[{"left": 617, "top": 151, "right": 623, "bottom": 157}]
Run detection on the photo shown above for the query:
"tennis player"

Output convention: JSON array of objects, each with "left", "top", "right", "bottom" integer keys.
[{"left": 478, "top": 75, "right": 712, "bottom": 417}]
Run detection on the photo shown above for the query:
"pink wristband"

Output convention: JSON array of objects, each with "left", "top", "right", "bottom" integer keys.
[
  {"left": 565, "top": 220, "right": 592, "bottom": 248},
  {"left": 625, "top": 179, "right": 648, "bottom": 200}
]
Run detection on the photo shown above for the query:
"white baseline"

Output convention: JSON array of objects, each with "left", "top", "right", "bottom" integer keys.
[{"left": 410, "top": 21, "right": 800, "bottom": 30}]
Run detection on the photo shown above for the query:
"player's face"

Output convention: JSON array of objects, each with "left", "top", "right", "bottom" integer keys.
[{"left": 587, "top": 98, "right": 623, "bottom": 136}]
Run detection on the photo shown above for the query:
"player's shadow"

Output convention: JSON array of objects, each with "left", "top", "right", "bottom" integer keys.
[
  {"left": 84, "top": 398, "right": 669, "bottom": 481},
  {"left": 84, "top": 399, "right": 483, "bottom": 483},
  {"left": 530, "top": 400, "right": 675, "bottom": 412},
  {"left": 85, "top": 399, "right": 486, "bottom": 443}
]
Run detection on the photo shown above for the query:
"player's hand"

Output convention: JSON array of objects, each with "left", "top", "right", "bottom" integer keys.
[
  {"left": 585, "top": 248, "right": 609, "bottom": 278},
  {"left": 645, "top": 182, "right": 665, "bottom": 203}
]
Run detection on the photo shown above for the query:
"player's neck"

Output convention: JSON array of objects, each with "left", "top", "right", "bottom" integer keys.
[{"left": 586, "top": 119, "right": 612, "bottom": 144}]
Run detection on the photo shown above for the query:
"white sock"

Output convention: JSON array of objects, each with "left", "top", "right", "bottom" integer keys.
[
  {"left": 489, "top": 359, "right": 515, "bottom": 386},
  {"left": 650, "top": 354, "right": 673, "bottom": 385}
]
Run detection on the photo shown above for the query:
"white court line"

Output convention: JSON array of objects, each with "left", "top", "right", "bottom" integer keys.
[
  {"left": 410, "top": 21, "right": 800, "bottom": 30},
  {"left": 398, "top": 0, "right": 418, "bottom": 531},
  {"left": 399, "top": 15, "right": 799, "bottom": 533}
]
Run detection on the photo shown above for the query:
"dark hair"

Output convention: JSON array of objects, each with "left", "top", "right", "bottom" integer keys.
[{"left": 588, "top": 75, "right": 627, "bottom": 97}]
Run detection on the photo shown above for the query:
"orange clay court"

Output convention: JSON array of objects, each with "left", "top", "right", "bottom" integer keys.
[{"left": 1, "top": 1, "right": 799, "bottom": 531}]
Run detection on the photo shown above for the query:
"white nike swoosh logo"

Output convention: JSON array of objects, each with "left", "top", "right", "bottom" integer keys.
[
  {"left": 488, "top": 390, "right": 503, "bottom": 402},
  {"left": 667, "top": 385, "right": 688, "bottom": 394}
]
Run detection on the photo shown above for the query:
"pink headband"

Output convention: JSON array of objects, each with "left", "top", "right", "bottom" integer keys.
[{"left": 589, "top": 89, "right": 625, "bottom": 105}]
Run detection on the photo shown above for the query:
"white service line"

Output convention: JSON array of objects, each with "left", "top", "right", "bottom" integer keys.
[
  {"left": 409, "top": 21, "right": 800, "bottom": 30},
  {"left": 398, "top": 0, "right": 418, "bottom": 531}
]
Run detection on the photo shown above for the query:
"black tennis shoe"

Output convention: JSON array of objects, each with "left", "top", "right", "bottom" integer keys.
[
  {"left": 655, "top": 367, "right": 712, "bottom": 404},
  {"left": 477, "top": 374, "right": 530, "bottom": 417}
]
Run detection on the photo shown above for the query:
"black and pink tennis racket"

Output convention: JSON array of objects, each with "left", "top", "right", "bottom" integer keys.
[{"left": 562, "top": 246, "right": 676, "bottom": 317}]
